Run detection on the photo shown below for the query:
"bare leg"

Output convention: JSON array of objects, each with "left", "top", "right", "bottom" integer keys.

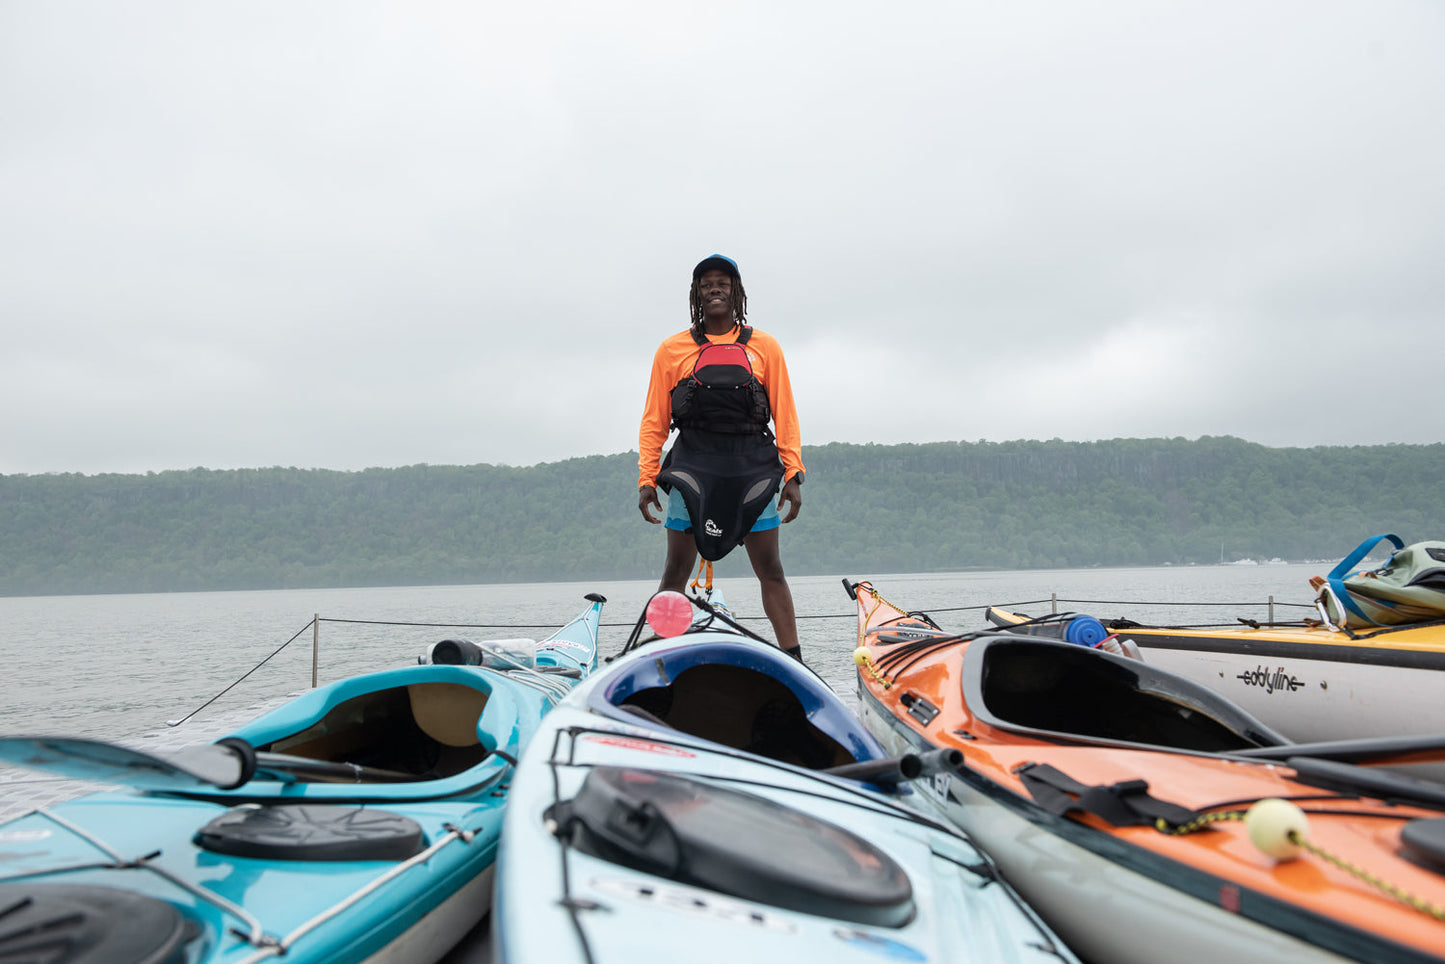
[
  {"left": 744, "top": 528, "right": 799, "bottom": 653},
  {"left": 660, "top": 528, "right": 698, "bottom": 592}
]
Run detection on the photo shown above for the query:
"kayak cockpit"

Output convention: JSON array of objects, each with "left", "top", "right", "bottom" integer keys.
[
  {"left": 254, "top": 681, "right": 490, "bottom": 779},
  {"left": 231, "top": 664, "right": 528, "bottom": 785},
  {"left": 593, "top": 640, "right": 888, "bottom": 770},
  {"left": 964, "top": 635, "right": 1289, "bottom": 753},
  {"left": 617, "top": 663, "right": 852, "bottom": 768}
]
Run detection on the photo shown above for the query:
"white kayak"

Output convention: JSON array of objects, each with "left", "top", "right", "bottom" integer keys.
[{"left": 492, "top": 589, "right": 1081, "bottom": 964}]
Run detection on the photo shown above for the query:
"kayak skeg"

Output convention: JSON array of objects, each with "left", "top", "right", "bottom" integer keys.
[
  {"left": 0, "top": 594, "right": 605, "bottom": 964},
  {"left": 493, "top": 588, "right": 1081, "bottom": 964},
  {"left": 848, "top": 578, "right": 1445, "bottom": 964}
]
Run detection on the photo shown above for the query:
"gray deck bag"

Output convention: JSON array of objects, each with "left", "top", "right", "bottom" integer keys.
[{"left": 1316, "top": 534, "right": 1445, "bottom": 630}]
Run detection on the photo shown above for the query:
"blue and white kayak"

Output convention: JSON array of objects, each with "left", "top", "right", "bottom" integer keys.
[
  {"left": 0, "top": 593, "right": 604, "bottom": 964},
  {"left": 493, "top": 590, "right": 1079, "bottom": 964}
]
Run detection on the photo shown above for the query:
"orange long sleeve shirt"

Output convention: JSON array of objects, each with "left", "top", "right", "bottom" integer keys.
[{"left": 638, "top": 325, "right": 805, "bottom": 490}]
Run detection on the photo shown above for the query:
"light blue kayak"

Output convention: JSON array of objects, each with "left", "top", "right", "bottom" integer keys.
[
  {"left": 493, "top": 590, "right": 1080, "bottom": 964},
  {"left": 0, "top": 593, "right": 604, "bottom": 964}
]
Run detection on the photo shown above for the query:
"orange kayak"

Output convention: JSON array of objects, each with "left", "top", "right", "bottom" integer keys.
[{"left": 848, "top": 579, "right": 1445, "bottom": 964}]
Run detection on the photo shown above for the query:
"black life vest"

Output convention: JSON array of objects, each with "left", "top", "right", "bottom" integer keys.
[
  {"left": 657, "top": 326, "right": 783, "bottom": 561},
  {"left": 669, "top": 326, "right": 772, "bottom": 433}
]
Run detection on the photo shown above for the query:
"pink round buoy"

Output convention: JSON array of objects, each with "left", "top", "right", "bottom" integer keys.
[{"left": 646, "top": 590, "right": 694, "bottom": 638}]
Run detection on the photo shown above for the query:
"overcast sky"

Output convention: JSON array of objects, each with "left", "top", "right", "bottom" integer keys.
[{"left": 3, "top": 1, "right": 1442, "bottom": 477}]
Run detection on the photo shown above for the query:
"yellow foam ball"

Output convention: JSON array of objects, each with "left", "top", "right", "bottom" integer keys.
[
  {"left": 1246, "top": 798, "right": 1308, "bottom": 861},
  {"left": 853, "top": 647, "right": 871, "bottom": 666}
]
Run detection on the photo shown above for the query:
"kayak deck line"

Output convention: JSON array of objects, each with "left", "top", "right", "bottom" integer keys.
[
  {"left": 231, "top": 823, "right": 482, "bottom": 964},
  {"left": 18, "top": 804, "right": 269, "bottom": 945},
  {"left": 550, "top": 723, "right": 962, "bottom": 832},
  {"left": 0, "top": 803, "right": 491, "bottom": 964}
]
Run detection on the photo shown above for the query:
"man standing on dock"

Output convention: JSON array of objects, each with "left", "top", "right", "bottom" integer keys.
[{"left": 637, "top": 254, "right": 806, "bottom": 660}]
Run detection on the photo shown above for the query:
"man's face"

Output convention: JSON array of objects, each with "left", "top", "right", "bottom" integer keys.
[{"left": 697, "top": 270, "right": 733, "bottom": 315}]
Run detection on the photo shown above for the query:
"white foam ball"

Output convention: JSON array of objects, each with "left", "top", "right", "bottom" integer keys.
[{"left": 1246, "top": 798, "right": 1308, "bottom": 860}]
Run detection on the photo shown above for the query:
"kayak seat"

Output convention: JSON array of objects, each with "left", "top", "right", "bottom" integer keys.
[
  {"left": 407, "top": 682, "right": 486, "bottom": 747},
  {"left": 619, "top": 664, "right": 853, "bottom": 770},
  {"left": 258, "top": 684, "right": 490, "bottom": 779}
]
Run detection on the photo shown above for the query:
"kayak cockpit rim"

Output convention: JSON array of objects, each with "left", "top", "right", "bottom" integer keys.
[
  {"left": 154, "top": 664, "right": 532, "bottom": 803},
  {"left": 961, "top": 634, "right": 1290, "bottom": 754},
  {"left": 589, "top": 638, "right": 891, "bottom": 771}
]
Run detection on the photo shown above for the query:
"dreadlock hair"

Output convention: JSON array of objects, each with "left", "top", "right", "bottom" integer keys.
[{"left": 689, "top": 276, "right": 748, "bottom": 328}]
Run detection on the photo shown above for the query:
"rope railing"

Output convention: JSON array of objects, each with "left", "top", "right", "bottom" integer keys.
[
  {"left": 166, "top": 592, "right": 1317, "bottom": 728},
  {"left": 1047, "top": 597, "right": 1313, "bottom": 609},
  {"left": 165, "top": 621, "right": 315, "bottom": 728},
  {"left": 998, "top": 593, "right": 1314, "bottom": 630},
  {"left": 317, "top": 617, "right": 585, "bottom": 629}
]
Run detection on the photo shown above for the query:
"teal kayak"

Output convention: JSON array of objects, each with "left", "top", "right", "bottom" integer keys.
[
  {"left": 0, "top": 593, "right": 604, "bottom": 964},
  {"left": 493, "top": 590, "right": 1079, "bottom": 964}
]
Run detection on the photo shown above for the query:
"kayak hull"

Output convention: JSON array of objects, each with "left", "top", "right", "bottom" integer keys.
[{"left": 0, "top": 596, "right": 604, "bottom": 964}]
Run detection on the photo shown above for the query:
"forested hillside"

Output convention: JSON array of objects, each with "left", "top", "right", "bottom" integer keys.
[{"left": 3, "top": 437, "right": 1442, "bottom": 597}]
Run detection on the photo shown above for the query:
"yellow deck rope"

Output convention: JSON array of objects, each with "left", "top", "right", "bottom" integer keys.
[
  {"left": 852, "top": 583, "right": 917, "bottom": 690},
  {"left": 856, "top": 583, "right": 907, "bottom": 645},
  {"left": 853, "top": 648, "right": 891, "bottom": 690},
  {"left": 1155, "top": 810, "right": 1247, "bottom": 836},
  {"left": 1294, "top": 834, "right": 1445, "bottom": 922},
  {"left": 1156, "top": 808, "right": 1445, "bottom": 922}
]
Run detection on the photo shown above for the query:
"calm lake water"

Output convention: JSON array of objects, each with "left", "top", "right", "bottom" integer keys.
[{"left": 0, "top": 564, "right": 1326, "bottom": 742}]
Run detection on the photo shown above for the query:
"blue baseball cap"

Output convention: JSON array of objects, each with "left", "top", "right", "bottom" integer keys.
[{"left": 692, "top": 254, "right": 740, "bottom": 280}]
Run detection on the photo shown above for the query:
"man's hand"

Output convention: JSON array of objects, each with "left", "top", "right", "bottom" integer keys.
[
  {"left": 778, "top": 476, "right": 802, "bottom": 523},
  {"left": 639, "top": 485, "right": 663, "bottom": 523}
]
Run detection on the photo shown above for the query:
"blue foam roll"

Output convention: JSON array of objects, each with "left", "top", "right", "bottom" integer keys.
[{"left": 1064, "top": 616, "right": 1108, "bottom": 647}]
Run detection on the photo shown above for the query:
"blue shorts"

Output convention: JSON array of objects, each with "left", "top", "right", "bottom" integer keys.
[{"left": 664, "top": 485, "right": 780, "bottom": 534}]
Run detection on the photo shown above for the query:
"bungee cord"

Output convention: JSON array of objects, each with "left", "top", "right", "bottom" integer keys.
[{"left": 1158, "top": 801, "right": 1445, "bottom": 923}]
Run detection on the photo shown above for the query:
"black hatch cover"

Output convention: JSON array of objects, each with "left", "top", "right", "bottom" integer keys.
[
  {"left": 548, "top": 766, "right": 915, "bottom": 928},
  {"left": 0, "top": 883, "right": 193, "bottom": 964},
  {"left": 195, "top": 804, "right": 425, "bottom": 861}
]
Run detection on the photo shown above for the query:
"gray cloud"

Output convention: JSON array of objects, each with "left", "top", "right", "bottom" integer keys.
[{"left": 3, "top": 1, "right": 1442, "bottom": 475}]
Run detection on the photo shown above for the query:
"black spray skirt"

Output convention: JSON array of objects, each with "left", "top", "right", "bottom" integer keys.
[{"left": 657, "top": 427, "right": 783, "bottom": 561}]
